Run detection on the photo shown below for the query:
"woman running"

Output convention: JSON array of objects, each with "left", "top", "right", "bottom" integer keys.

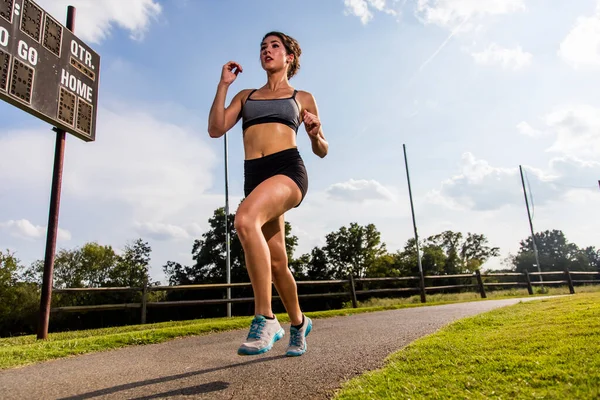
[{"left": 208, "top": 31, "right": 329, "bottom": 356}]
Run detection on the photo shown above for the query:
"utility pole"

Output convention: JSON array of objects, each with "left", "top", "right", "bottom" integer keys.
[
  {"left": 38, "top": 6, "right": 76, "bottom": 340},
  {"left": 403, "top": 144, "right": 426, "bottom": 303},
  {"left": 224, "top": 133, "right": 231, "bottom": 317},
  {"left": 519, "top": 165, "right": 543, "bottom": 289}
]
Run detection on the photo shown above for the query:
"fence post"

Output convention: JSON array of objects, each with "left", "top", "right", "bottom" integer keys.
[
  {"left": 475, "top": 270, "right": 487, "bottom": 298},
  {"left": 348, "top": 274, "right": 358, "bottom": 309},
  {"left": 565, "top": 268, "right": 575, "bottom": 294},
  {"left": 524, "top": 270, "right": 533, "bottom": 295},
  {"left": 141, "top": 280, "right": 148, "bottom": 324}
]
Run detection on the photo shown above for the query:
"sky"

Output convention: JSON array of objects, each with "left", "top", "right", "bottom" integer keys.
[{"left": 0, "top": 0, "right": 599, "bottom": 284}]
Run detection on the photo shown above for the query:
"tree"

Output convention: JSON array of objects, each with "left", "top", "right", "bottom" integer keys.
[
  {"left": 303, "top": 247, "right": 334, "bottom": 280},
  {"left": 513, "top": 230, "right": 598, "bottom": 273},
  {"left": 365, "top": 253, "right": 403, "bottom": 278},
  {"left": 0, "top": 249, "right": 20, "bottom": 288},
  {"left": 26, "top": 242, "right": 121, "bottom": 288},
  {"left": 323, "top": 222, "right": 386, "bottom": 278},
  {"left": 581, "top": 246, "right": 600, "bottom": 271},
  {"left": 426, "top": 230, "right": 499, "bottom": 273},
  {"left": 0, "top": 250, "right": 39, "bottom": 337},
  {"left": 396, "top": 238, "right": 446, "bottom": 277},
  {"left": 110, "top": 239, "right": 152, "bottom": 287}
]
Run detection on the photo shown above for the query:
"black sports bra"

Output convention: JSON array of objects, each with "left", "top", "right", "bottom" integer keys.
[{"left": 241, "top": 89, "right": 302, "bottom": 132}]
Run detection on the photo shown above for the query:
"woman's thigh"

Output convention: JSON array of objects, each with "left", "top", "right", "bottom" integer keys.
[{"left": 236, "top": 174, "right": 302, "bottom": 228}]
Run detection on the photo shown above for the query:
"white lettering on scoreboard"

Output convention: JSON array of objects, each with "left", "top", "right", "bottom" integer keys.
[
  {"left": 17, "top": 40, "right": 38, "bottom": 66},
  {"left": 70, "top": 40, "right": 94, "bottom": 70},
  {"left": 0, "top": 27, "right": 8, "bottom": 47},
  {"left": 61, "top": 69, "right": 93, "bottom": 103}
]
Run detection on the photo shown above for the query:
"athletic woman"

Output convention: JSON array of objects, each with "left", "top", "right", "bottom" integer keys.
[{"left": 208, "top": 31, "right": 328, "bottom": 356}]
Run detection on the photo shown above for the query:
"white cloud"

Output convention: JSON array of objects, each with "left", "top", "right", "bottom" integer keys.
[
  {"left": 343, "top": 0, "right": 400, "bottom": 24},
  {"left": 428, "top": 153, "right": 599, "bottom": 212},
  {"left": 134, "top": 222, "right": 194, "bottom": 241},
  {"left": 0, "top": 219, "right": 71, "bottom": 241},
  {"left": 558, "top": 2, "right": 600, "bottom": 69},
  {"left": 471, "top": 43, "right": 532, "bottom": 70},
  {"left": 544, "top": 104, "right": 600, "bottom": 158},
  {"left": 326, "top": 179, "right": 397, "bottom": 202},
  {"left": 0, "top": 101, "right": 221, "bottom": 279},
  {"left": 415, "top": 0, "right": 526, "bottom": 31},
  {"left": 0, "top": 102, "right": 219, "bottom": 239},
  {"left": 62, "top": 106, "right": 218, "bottom": 221},
  {"left": 516, "top": 121, "right": 544, "bottom": 137},
  {"left": 427, "top": 153, "right": 521, "bottom": 211},
  {"left": 36, "top": 0, "right": 162, "bottom": 44}
]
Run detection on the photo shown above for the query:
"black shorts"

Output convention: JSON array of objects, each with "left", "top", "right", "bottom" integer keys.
[{"left": 244, "top": 147, "right": 308, "bottom": 207}]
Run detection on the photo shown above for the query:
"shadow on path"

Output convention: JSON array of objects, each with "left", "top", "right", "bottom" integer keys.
[
  {"left": 58, "top": 355, "right": 286, "bottom": 399},
  {"left": 130, "top": 381, "right": 230, "bottom": 399}
]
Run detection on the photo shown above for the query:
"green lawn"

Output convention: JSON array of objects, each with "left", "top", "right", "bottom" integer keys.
[{"left": 333, "top": 292, "right": 600, "bottom": 400}]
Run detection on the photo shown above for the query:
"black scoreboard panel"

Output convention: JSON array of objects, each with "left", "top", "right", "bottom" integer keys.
[{"left": 0, "top": 0, "right": 100, "bottom": 142}]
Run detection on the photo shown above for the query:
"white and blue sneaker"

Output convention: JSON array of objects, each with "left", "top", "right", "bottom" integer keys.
[
  {"left": 238, "top": 315, "right": 285, "bottom": 356},
  {"left": 286, "top": 315, "right": 312, "bottom": 357}
]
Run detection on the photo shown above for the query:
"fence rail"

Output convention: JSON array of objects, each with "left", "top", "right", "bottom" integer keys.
[{"left": 50, "top": 269, "right": 600, "bottom": 323}]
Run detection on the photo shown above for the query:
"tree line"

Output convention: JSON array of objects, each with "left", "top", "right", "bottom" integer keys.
[{"left": 1, "top": 206, "right": 598, "bottom": 336}]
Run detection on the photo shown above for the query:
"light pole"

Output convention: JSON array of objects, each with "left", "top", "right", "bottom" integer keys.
[{"left": 224, "top": 133, "right": 231, "bottom": 317}]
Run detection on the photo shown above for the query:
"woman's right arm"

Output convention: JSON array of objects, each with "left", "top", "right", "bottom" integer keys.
[{"left": 208, "top": 61, "right": 247, "bottom": 138}]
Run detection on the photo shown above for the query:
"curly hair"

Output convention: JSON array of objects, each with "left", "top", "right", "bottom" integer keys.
[{"left": 262, "top": 31, "right": 302, "bottom": 79}]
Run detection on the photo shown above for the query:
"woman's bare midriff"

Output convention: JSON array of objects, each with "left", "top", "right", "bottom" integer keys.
[{"left": 243, "top": 122, "right": 298, "bottom": 160}]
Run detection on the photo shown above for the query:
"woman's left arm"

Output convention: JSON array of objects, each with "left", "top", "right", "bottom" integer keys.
[{"left": 300, "top": 91, "right": 328, "bottom": 158}]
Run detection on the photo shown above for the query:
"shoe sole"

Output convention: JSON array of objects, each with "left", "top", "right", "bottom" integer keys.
[
  {"left": 237, "top": 328, "right": 285, "bottom": 356},
  {"left": 285, "top": 318, "right": 312, "bottom": 357}
]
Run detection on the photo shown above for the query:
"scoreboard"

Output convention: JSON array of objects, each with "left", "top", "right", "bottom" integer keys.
[{"left": 0, "top": 0, "right": 99, "bottom": 142}]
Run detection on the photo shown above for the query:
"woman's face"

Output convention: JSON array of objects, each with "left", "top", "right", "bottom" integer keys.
[{"left": 260, "top": 35, "right": 291, "bottom": 74}]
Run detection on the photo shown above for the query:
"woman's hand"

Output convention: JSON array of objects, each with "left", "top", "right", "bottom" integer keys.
[
  {"left": 220, "top": 61, "right": 243, "bottom": 85},
  {"left": 303, "top": 109, "right": 321, "bottom": 139}
]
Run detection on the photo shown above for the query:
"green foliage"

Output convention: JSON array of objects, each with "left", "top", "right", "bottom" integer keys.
[
  {"left": 0, "top": 250, "right": 39, "bottom": 336},
  {"left": 512, "top": 229, "right": 599, "bottom": 273},
  {"left": 323, "top": 222, "right": 387, "bottom": 278},
  {"left": 393, "top": 231, "right": 500, "bottom": 277},
  {"left": 25, "top": 240, "right": 153, "bottom": 288},
  {"left": 110, "top": 239, "right": 152, "bottom": 287}
]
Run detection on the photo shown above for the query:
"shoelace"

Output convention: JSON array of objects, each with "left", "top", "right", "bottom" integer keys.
[
  {"left": 289, "top": 327, "right": 303, "bottom": 347},
  {"left": 247, "top": 318, "right": 266, "bottom": 340}
]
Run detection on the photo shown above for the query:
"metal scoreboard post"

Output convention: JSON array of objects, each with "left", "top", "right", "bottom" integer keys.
[{"left": 0, "top": 0, "right": 99, "bottom": 141}]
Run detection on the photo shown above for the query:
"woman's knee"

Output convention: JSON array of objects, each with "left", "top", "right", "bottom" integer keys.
[
  {"left": 234, "top": 210, "right": 259, "bottom": 241},
  {"left": 271, "top": 258, "right": 289, "bottom": 279}
]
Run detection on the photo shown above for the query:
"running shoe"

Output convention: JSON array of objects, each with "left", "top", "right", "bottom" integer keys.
[
  {"left": 286, "top": 315, "right": 312, "bottom": 357},
  {"left": 238, "top": 314, "right": 285, "bottom": 356}
]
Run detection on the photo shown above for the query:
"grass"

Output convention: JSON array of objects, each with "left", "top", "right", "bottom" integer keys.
[
  {"left": 333, "top": 292, "right": 600, "bottom": 400},
  {"left": 1, "top": 285, "right": 598, "bottom": 371}
]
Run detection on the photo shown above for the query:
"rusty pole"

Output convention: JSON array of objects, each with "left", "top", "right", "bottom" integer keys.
[{"left": 37, "top": 6, "right": 76, "bottom": 340}]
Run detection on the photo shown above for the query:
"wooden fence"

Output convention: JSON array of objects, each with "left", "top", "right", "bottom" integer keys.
[{"left": 51, "top": 269, "right": 600, "bottom": 324}]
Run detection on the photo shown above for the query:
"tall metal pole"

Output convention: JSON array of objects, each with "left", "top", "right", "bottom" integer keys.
[
  {"left": 38, "top": 6, "right": 76, "bottom": 340},
  {"left": 403, "top": 144, "right": 426, "bottom": 303},
  {"left": 519, "top": 165, "right": 543, "bottom": 288},
  {"left": 224, "top": 133, "right": 231, "bottom": 317}
]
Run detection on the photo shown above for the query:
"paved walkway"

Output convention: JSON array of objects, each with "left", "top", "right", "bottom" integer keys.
[{"left": 0, "top": 297, "right": 551, "bottom": 399}]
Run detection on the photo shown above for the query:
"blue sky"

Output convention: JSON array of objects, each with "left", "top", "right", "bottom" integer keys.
[{"left": 1, "top": 0, "right": 599, "bottom": 283}]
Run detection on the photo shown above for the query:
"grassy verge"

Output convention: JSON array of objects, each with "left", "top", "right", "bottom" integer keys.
[
  {"left": 333, "top": 292, "right": 600, "bottom": 400},
  {"left": 1, "top": 285, "right": 597, "bottom": 371}
]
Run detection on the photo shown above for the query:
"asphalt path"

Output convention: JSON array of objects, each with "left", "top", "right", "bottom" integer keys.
[{"left": 0, "top": 297, "right": 553, "bottom": 399}]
